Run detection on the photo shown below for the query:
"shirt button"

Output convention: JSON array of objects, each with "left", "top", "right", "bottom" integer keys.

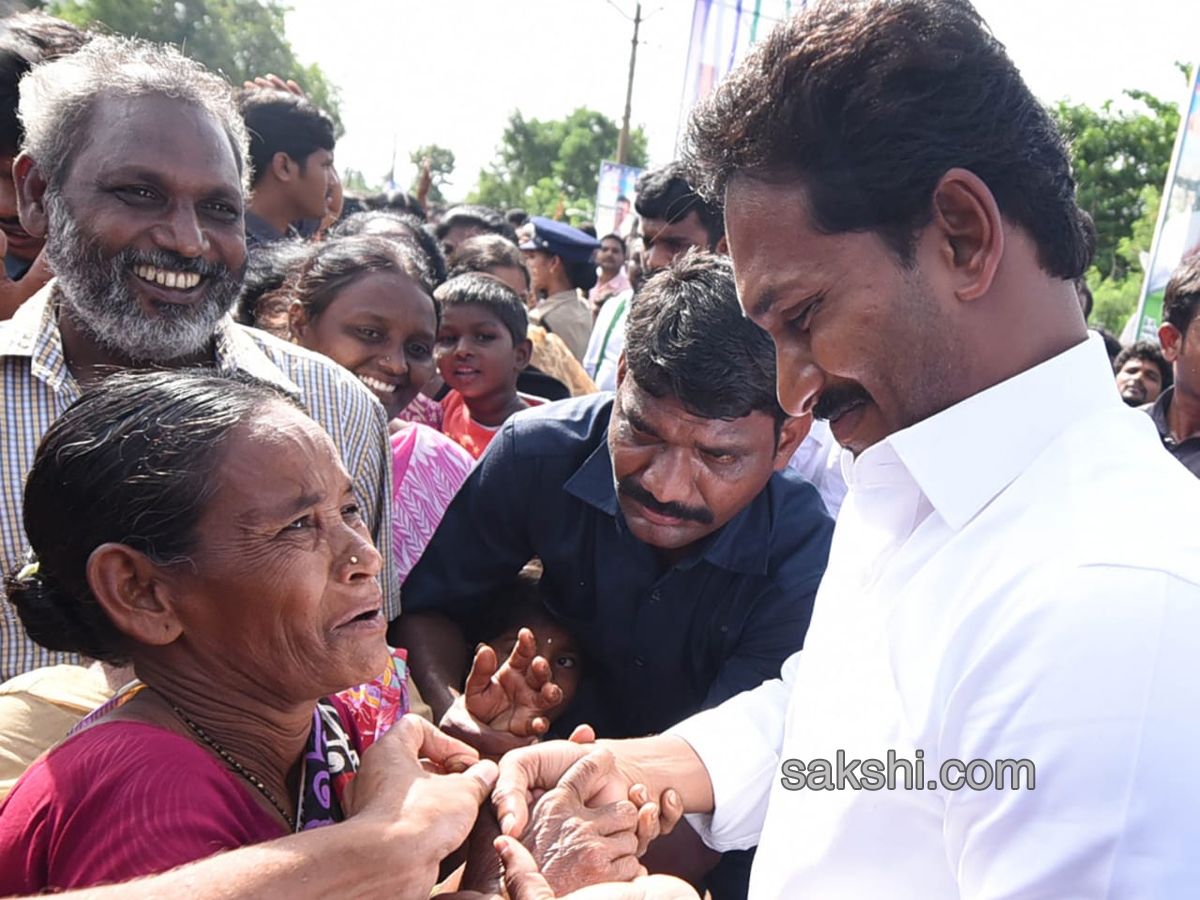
[
  {"left": 649, "top": 590, "right": 661, "bottom": 603},
  {"left": 634, "top": 656, "right": 645, "bottom": 667}
]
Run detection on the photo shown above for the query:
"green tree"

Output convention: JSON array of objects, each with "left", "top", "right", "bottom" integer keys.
[
  {"left": 468, "top": 107, "right": 649, "bottom": 217},
  {"left": 1087, "top": 184, "right": 1162, "bottom": 333},
  {"left": 1053, "top": 90, "right": 1179, "bottom": 282},
  {"left": 408, "top": 144, "right": 456, "bottom": 205},
  {"left": 47, "top": 0, "right": 344, "bottom": 133}
]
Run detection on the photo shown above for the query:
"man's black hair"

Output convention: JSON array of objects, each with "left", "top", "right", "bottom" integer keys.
[
  {"left": 0, "top": 12, "right": 88, "bottom": 156},
  {"left": 435, "top": 204, "right": 518, "bottom": 245},
  {"left": 685, "top": 0, "right": 1094, "bottom": 278},
  {"left": 1163, "top": 254, "right": 1200, "bottom": 336},
  {"left": 624, "top": 251, "right": 786, "bottom": 437},
  {"left": 237, "top": 88, "right": 335, "bottom": 186},
  {"left": 1114, "top": 340, "right": 1172, "bottom": 391},
  {"left": 634, "top": 161, "right": 725, "bottom": 249}
]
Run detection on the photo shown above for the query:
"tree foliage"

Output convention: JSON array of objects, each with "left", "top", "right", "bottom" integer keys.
[
  {"left": 409, "top": 143, "right": 456, "bottom": 205},
  {"left": 46, "top": 0, "right": 344, "bottom": 133},
  {"left": 1053, "top": 90, "right": 1179, "bottom": 283},
  {"left": 468, "top": 107, "right": 648, "bottom": 219}
]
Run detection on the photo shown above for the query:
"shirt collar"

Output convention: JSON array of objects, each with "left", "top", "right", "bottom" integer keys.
[
  {"left": 211, "top": 319, "right": 303, "bottom": 397},
  {"left": 0, "top": 279, "right": 301, "bottom": 398},
  {"left": 0, "top": 281, "right": 75, "bottom": 394},
  {"left": 563, "top": 425, "right": 772, "bottom": 575},
  {"left": 1148, "top": 386, "right": 1173, "bottom": 441},
  {"left": 847, "top": 333, "right": 1120, "bottom": 532}
]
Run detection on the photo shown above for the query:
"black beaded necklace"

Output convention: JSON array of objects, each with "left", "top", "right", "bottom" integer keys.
[{"left": 159, "top": 694, "right": 296, "bottom": 831}]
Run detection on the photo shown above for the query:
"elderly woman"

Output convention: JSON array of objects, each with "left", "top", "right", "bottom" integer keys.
[{"left": 0, "top": 370, "right": 494, "bottom": 894}]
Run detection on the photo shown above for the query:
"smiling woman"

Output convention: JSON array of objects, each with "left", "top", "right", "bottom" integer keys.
[
  {"left": 0, "top": 369, "right": 482, "bottom": 894},
  {"left": 281, "top": 235, "right": 474, "bottom": 580}
]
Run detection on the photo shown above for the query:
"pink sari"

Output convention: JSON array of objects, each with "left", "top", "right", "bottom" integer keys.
[{"left": 391, "top": 422, "right": 473, "bottom": 582}]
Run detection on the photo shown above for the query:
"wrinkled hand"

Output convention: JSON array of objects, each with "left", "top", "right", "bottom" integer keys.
[
  {"left": 0, "top": 231, "right": 51, "bottom": 320},
  {"left": 342, "top": 714, "right": 497, "bottom": 869},
  {"left": 523, "top": 749, "right": 684, "bottom": 894},
  {"left": 493, "top": 736, "right": 681, "bottom": 848},
  {"left": 497, "top": 835, "right": 700, "bottom": 900},
  {"left": 243, "top": 73, "right": 306, "bottom": 97}
]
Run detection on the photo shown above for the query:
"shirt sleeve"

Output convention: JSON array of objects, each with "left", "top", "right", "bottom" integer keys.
[
  {"left": 939, "top": 564, "right": 1200, "bottom": 899},
  {"left": 400, "top": 418, "right": 537, "bottom": 621},
  {"left": 668, "top": 652, "right": 800, "bottom": 852}
]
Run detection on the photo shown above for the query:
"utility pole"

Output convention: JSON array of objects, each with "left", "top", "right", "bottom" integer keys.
[{"left": 616, "top": 1, "right": 641, "bottom": 165}]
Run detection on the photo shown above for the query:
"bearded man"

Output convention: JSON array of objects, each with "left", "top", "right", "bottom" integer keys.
[{"left": 0, "top": 36, "right": 395, "bottom": 680}]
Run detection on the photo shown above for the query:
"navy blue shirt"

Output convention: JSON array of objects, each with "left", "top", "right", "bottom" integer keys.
[{"left": 404, "top": 394, "right": 834, "bottom": 738}]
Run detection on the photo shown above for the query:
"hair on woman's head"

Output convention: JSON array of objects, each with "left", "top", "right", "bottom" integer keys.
[{"left": 6, "top": 370, "right": 296, "bottom": 663}]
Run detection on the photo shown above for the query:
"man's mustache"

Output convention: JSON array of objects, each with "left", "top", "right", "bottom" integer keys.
[
  {"left": 813, "top": 382, "right": 874, "bottom": 422},
  {"left": 117, "top": 247, "right": 228, "bottom": 278},
  {"left": 617, "top": 476, "right": 714, "bottom": 525}
]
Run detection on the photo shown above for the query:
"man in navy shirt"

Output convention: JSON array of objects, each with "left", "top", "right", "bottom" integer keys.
[{"left": 394, "top": 252, "right": 832, "bottom": 743}]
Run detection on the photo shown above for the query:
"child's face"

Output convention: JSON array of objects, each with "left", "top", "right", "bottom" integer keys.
[
  {"left": 435, "top": 304, "right": 526, "bottom": 401},
  {"left": 494, "top": 619, "right": 582, "bottom": 721},
  {"left": 291, "top": 270, "right": 437, "bottom": 419}
]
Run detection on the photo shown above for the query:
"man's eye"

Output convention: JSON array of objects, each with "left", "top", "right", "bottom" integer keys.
[{"left": 477, "top": 333, "right": 495, "bottom": 343}]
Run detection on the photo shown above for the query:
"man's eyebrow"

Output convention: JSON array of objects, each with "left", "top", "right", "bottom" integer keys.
[
  {"left": 697, "top": 439, "right": 748, "bottom": 458},
  {"left": 625, "top": 408, "right": 661, "bottom": 439},
  {"left": 750, "top": 286, "right": 779, "bottom": 320}
]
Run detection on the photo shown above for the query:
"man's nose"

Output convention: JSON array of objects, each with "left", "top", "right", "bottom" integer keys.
[
  {"left": 646, "top": 243, "right": 673, "bottom": 272},
  {"left": 774, "top": 337, "right": 825, "bottom": 417},
  {"left": 638, "top": 447, "right": 697, "bottom": 507},
  {"left": 157, "top": 202, "right": 205, "bottom": 258}
]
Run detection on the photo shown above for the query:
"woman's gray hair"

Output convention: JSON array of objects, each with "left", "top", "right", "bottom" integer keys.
[{"left": 17, "top": 33, "right": 250, "bottom": 193}]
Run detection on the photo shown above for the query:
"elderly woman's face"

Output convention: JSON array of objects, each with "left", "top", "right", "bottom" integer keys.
[{"left": 165, "top": 402, "right": 388, "bottom": 700}]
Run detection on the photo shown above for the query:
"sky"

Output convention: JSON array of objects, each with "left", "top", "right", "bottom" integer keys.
[{"left": 283, "top": 0, "right": 1200, "bottom": 200}]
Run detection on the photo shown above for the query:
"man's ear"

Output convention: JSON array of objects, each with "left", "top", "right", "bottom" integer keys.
[
  {"left": 614, "top": 352, "right": 626, "bottom": 389},
  {"left": 288, "top": 299, "right": 310, "bottom": 342},
  {"left": 1160, "top": 322, "right": 1183, "bottom": 363},
  {"left": 513, "top": 337, "right": 532, "bottom": 371},
  {"left": 14, "top": 153, "right": 49, "bottom": 239},
  {"left": 713, "top": 234, "right": 729, "bottom": 256},
  {"left": 929, "top": 168, "right": 1003, "bottom": 303},
  {"left": 86, "top": 543, "right": 183, "bottom": 649},
  {"left": 772, "top": 414, "right": 811, "bottom": 470},
  {"left": 270, "top": 151, "right": 296, "bottom": 183}
]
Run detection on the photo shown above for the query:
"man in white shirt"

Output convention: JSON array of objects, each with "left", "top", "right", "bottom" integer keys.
[{"left": 492, "top": 0, "right": 1200, "bottom": 896}]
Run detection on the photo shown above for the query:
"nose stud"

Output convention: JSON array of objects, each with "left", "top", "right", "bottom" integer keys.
[{"left": 349, "top": 556, "right": 358, "bottom": 564}]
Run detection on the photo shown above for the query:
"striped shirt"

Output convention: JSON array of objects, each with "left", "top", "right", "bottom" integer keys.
[{"left": 0, "top": 283, "right": 399, "bottom": 681}]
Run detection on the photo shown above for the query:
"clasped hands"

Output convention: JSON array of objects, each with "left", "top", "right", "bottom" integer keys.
[{"left": 383, "top": 628, "right": 693, "bottom": 899}]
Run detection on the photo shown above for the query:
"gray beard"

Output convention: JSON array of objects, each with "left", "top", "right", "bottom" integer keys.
[{"left": 43, "top": 190, "right": 243, "bottom": 365}]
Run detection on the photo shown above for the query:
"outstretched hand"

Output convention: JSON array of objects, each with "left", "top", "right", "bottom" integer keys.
[
  {"left": 243, "top": 73, "right": 306, "bottom": 97},
  {"left": 443, "top": 629, "right": 563, "bottom": 757}
]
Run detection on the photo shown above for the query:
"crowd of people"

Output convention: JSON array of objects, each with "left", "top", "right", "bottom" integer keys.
[{"left": 0, "top": 0, "right": 1198, "bottom": 898}]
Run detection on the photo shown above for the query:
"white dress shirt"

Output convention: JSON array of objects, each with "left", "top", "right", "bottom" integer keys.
[
  {"left": 670, "top": 334, "right": 1200, "bottom": 898},
  {"left": 582, "top": 288, "right": 631, "bottom": 392},
  {"left": 785, "top": 417, "right": 849, "bottom": 517}
]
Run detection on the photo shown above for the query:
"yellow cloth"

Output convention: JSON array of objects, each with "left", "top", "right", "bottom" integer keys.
[
  {"left": 529, "top": 326, "right": 598, "bottom": 397},
  {"left": 0, "top": 664, "right": 113, "bottom": 801}
]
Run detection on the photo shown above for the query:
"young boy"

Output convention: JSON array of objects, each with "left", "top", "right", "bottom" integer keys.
[{"left": 434, "top": 273, "right": 536, "bottom": 459}]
